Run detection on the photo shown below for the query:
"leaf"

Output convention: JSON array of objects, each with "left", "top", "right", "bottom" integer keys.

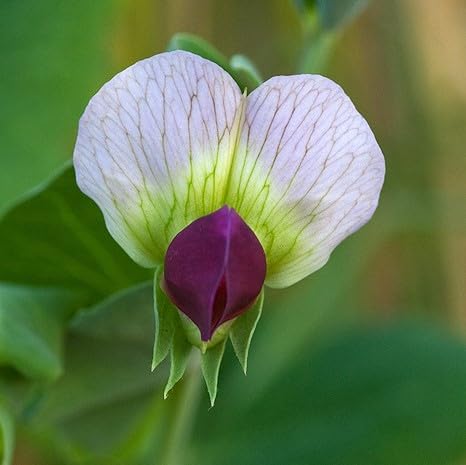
[
  {"left": 167, "top": 32, "right": 263, "bottom": 93},
  {"left": 229, "top": 289, "right": 264, "bottom": 373},
  {"left": 164, "top": 322, "right": 192, "bottom": 399},
  {"left": 0, "top": 164, "right": 150, "bottom": 381},
  {"left": 201, "top": 339, "right": 228, "bottom": 407},
  {"left": 0, "top": 284, "right": 81, "bottom": 381},
  {"left": 71, "top": 282, "right": 154, "bottom": 344},
  {"left": 152, "top": 269, "right": 176, "bottom": 371},
  {"left": 194, "top": 322, "right": 466, "bottom": 465},
  {"left": 0, "top": 402, "right": 14, "bottom": 465},
  {"left": 167, "top": 33, "right": 231, "bottom": 72},
  {"left": 0, "top": 0, "right": 121, "bottom": 209},
  {"left": 229, "top": 54, "right": 263, "bottom": 91},
  {"left": 0, "top": 0, "right": 151, "bottom": 392},
  {"left": 25, "top": 283, "right": 168, "bottom": 465},
  {"left": 0, "top": 165, "right": 149, "bottom": 302},
  {"left": 40, "top": 283, "right": 158, "bottom": 422}
]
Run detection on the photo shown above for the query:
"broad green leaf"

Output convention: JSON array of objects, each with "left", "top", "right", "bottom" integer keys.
[
  {"left": 39, "top": 283, "right": 158, "bottom": 423},
  {"left": 164, "top": 323, "right": 192, "bottom": 399},
  {"left": 229, "top": 290, "right": 264, "bottom": 374},
  {"left": 0, "top": 402, "right": 14, "bottom": 465},
  {"left": 0, "top": 165, "right": 149, "bottom": 382},
  {"left": 152, "top": 269, "right": 176, "bottom": 371},
  {"left": 71, "top": 282, "right": 153, "bottom": 344},
  {"left": 0, "top": 284, "right": 81, "bottom": 381},
  {"left": 229, "top": 54, "right": 263, "bottom": 91},
  {"left": 25, "top": 283, "right": 168, "bottom": 465},
  {"left": 0, "top": 0, "right": 122, "bottom": 209},
  {"left": 201, "top": 338, "right": 227, "bottom": 407},
  {"left": 0, "top": 165, "right": 149, "bottom": 302},
  {"left": 194, "top": 322, "right": 466, "bottom": 465}
]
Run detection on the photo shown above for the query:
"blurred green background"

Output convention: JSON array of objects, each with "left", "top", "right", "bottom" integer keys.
[{"left": 0, "top": 0, "right": 465, "bottom": 464}]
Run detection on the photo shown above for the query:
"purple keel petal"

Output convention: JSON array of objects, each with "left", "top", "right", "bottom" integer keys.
[{"left": 164, "top": 206, "right": 266, "bottom": 341}]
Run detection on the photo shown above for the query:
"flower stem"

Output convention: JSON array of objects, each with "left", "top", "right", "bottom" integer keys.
[
  {"left": 159, "top": 350, "right": 202, "bottom": 465},
  {"left": 298, "top": 25, "right": 337, "bottom": 75}
]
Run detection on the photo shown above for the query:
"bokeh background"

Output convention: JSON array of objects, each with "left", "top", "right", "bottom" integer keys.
[{"left": 0, "top": 0, "right": 465, "bottom": 464}]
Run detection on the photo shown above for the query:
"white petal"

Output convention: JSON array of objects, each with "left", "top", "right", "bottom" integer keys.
[
  {"left": 226, "top": 75, "right": 385, "bottom": 288},
  {"left": 74, "top": 51, "right": 243, "bottom": 267}
]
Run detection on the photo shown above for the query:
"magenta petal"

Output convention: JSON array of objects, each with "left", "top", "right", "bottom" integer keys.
[{"left": 164, "top": 206, "right": 266, "bottom": 341}]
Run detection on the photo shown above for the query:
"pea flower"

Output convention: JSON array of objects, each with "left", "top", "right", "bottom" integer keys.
[{"left": 73, "top": 51, "right": 384, "bottom": 396}]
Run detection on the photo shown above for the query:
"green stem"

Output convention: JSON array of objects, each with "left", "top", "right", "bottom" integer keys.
[
  {"left": 298, "top": 25, "right": 338, "bottom": 75},
  {"left": 159, "top": 351, "right": 202, "bottom": 465},
  {"left": 0, "top": 401, "right": 15, "bottom": 465}
]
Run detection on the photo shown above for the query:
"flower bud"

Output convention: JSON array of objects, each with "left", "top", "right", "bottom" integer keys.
[{"left": 163, "top": 206, "right": 266, "bottom": 342}]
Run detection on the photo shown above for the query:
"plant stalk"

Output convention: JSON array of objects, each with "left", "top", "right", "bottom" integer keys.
[{"left": 159, "top": 350, "right": 202, "bottom": 465}]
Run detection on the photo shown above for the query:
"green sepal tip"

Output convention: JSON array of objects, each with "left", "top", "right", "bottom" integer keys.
[
  {"left": 229, "top": 289, "right": 264, "bottom": 374},
  {"left": 152, "top": 267, "right": 265, "bottom": 405},
  {"left": 201, "top": 337, "right": 228, "bottom": 407},
  {"left": 152, "top": 267, "right": 176, "bottom": 371},
  {"left": 164, "top": 319, "right": 192, "bottom": 398}
]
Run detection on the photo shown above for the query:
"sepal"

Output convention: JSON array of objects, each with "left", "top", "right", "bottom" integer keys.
[
  {"left": 152, "top": 268, "right": 266, "bottom": 406},
  {"left": 164, "top": 321, "right": 192, "bottom": 398},
  {"left": 178, "top": 312, "right": 233, "bottom": 353},
  {"left": 152, "top": 267, "right": 176, "bottom": 371},
  {"left": 201, "top": 338, "right": 228, "bottom": 407},
  {"left": 229, "top": 289, "right": 264, "bottom": 374}
]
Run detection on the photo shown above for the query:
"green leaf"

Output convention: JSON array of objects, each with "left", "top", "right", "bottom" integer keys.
[
  {"left": 201, "top": 339, "right": 227, "bottom": 407},
  {"left": 26, "top": 283, "right": 167, "bottom": 465},
  {"left": 0, "top": 0, "right": 121, "bottom": 209},
  {"left": 195, "top": 322, "right": 466, "bottom": 465},
  {"left": 42, "top": 283, "right": 158, "bottom": 422},
  {"left": 0, "top": 165, "right": 150, "bottom": 382},
  {"left": 0, "top": 402, "right": 14, "bottom": 465},
  {"left": 71, "top": 282, "right": 153, "bottom": 344},
  {"left": 152, "top": 269, "right": 177, "bottom": 371},
  {"left": 167, "top": 32, "right": 263, "bottom": 93},
  {"left": 229, "top": 290, "right": 264, "bottom": 374},
  {"left": 0, "top": 285, "right": 81, "bottom": 381},
  {"left": 229, "top": 54, "right": 263, "bottom": 91},
  {"left": 167, "top": 33, "right": 231, "bottom": 71},
  {"left": 164, "top": 323, "right": 192, "bottom": 399},
  {"left": 0, "top": 165, "right": 149, "bottom": 302},
  {"left": 317, "top": 0, "right": 369, "bottom": 30}
]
